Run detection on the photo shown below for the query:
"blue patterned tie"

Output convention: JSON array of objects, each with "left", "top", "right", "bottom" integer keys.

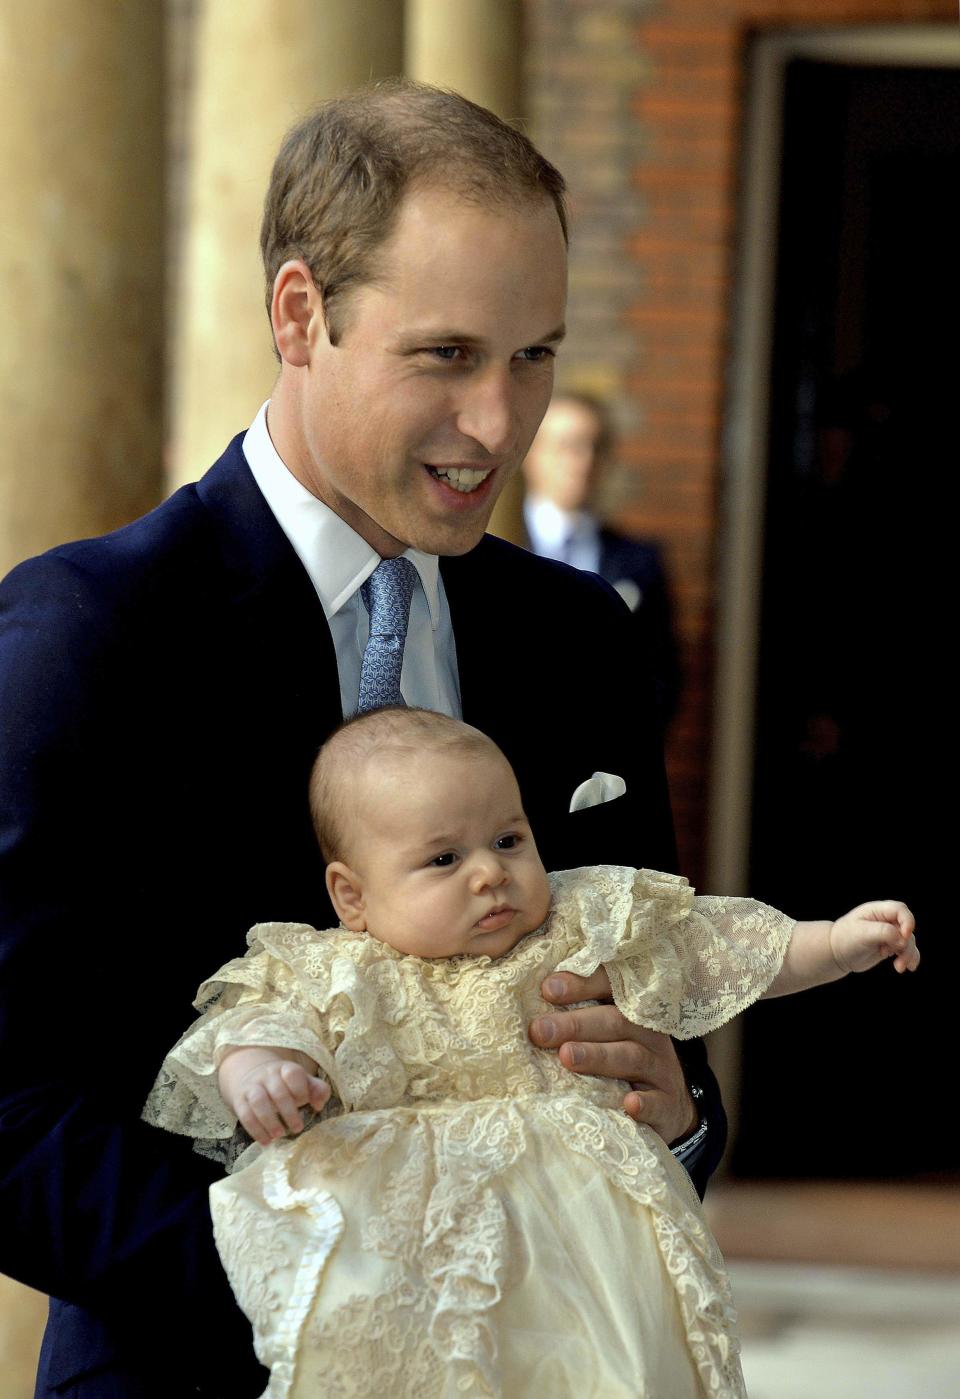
[{"left": 357, "top": 557, "right": 418, "bottom": 711}]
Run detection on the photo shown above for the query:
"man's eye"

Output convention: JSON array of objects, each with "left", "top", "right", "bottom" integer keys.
[
  {"left": 515, "top": 346, "right": 555, "bottom": 363},
  {"left": 429, "top": 346, "right": 462, "bottom": 362},
  {"left": 430, "top": 852, "right": 458, "bottom": 867},
  {"left": 495, "top": 834, "right": 520, "bottom": 851}
]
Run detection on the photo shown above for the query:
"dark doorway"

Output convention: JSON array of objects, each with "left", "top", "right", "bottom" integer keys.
[{"left": 732, "top": 55, "right": 958, "bottom": 1179}]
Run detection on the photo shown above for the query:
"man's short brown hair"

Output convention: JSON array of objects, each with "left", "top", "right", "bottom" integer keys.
[{"left": 261, "top": 78, "right": 568, "bottom": 346}]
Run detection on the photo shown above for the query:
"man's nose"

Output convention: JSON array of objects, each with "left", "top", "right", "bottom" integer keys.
[{"left": 456, "top": 370, "right": 516, "bottom": 457}]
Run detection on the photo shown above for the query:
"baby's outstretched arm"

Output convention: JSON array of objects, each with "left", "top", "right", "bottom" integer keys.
[
  {"left": 218, "top": 1046, "right": 331, "bottom": 1147},
  {"left": 765, "top": 900, "right": 918, "bottom": 999}
]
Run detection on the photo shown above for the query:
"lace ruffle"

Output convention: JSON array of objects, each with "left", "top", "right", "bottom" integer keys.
[{"left": 554, "top": 865, "right": 794, "bottom": 1038}]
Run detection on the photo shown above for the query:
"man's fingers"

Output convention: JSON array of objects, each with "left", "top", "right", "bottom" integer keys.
[
  {"left": 556, "top": 1037, "right": 655, "bottom": 1082},
  {"left": 623, "top": 1088, "right": 673, "bottom": 1135},
  {"left": 530, "top": 1002, "right": 639, "bottom": 1049},
  {"left": 624, "top": 1088, "right": 654, "bottom": 1125},
  {"left": 623, "top": 1087, "right": 698, "bottom": 1144},
  {"left": 530, "top": 1005, "right": 670, "bottom": 1083},
  {"left": 541, "top": 968, "right": 612, "bottom": 1003}
]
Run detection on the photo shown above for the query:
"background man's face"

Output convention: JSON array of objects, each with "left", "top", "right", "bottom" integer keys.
[
  {"left": 522, "top": 397, "right": 606, "bottom": 514},
  {"left": 292, "top": 186, "right": 568, "bottom": 557}
]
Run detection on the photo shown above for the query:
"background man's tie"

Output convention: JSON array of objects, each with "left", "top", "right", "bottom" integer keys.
[{"left": 357, "top": 556, "right": 418, "bottom": 711}]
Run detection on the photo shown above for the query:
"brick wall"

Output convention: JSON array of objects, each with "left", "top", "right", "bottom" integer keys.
[{"left": 525, "top": 0, "right": 953, "bottom": 882}]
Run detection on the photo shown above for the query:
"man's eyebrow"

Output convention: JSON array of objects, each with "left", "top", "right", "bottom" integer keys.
[{"left": 391, "top": 324, "right": 567, "bottom": 349}]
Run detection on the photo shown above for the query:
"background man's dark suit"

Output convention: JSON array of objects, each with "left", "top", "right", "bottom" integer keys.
[
  {"left": 0, "top": 437, "right": 723, "bottom": 1397},
  {"left": 596, "top": 527, "right": 681, "bottom": 730}
]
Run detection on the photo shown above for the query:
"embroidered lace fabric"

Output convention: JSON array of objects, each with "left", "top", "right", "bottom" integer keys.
[{"left": 144, "top": 865, "right": 794, "bottom": 1399}]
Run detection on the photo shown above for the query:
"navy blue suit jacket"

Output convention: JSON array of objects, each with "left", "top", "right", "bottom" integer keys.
[{"left": 0, "top": 437, "right": 722, "bottom": 1397}]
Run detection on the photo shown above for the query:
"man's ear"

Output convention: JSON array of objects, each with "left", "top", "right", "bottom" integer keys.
[
  {"left": 271, "top": 259, "right": 325, "bottom": 368},
  {"left": 326, "top": 861, "right": 367, "bottom": 931}
]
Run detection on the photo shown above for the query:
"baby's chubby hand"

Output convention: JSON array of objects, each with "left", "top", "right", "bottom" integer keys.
[
  {"left": 218, "top": 1047, "right": 331, "bottom": 1147},
  {"left": 829, "top": 900, "right": 919, "bottom": 976}
]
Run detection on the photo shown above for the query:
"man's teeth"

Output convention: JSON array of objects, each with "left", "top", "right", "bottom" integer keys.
[{"left": 429, "top": 465, "right": 493, "bottom": 493}]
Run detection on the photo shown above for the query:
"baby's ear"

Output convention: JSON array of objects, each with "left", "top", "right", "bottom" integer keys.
[{"left": 326, "top": 861, "right": 367, "bottom": 931}]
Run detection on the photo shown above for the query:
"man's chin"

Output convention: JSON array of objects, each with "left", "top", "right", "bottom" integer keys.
[{"left": 413, "top": 516, "right": 497, "bottom": 558}]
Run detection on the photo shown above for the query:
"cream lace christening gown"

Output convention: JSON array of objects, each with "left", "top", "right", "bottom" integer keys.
[{"left": 144, "top": 866, "right": 794, "bottom": 1399}]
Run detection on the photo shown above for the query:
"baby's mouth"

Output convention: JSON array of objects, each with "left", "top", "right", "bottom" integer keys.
[
  {"left": 476, "top": 905, "right": 515, "bottom": 931},
  {"left": 426, "top": 464, "right": 494, "bottom": 494}
]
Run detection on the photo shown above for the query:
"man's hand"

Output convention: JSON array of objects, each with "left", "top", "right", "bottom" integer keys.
[
  {"left": 530, "top": 969, "right": 698, "bottom": 1146},
  {"left": 218, "top": 1046, "right": 331, "bottom": 1147}
]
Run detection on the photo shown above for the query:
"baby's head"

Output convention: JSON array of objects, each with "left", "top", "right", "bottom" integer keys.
[{"left": 310, "top": 707, "right": 552, "bottom": 959}]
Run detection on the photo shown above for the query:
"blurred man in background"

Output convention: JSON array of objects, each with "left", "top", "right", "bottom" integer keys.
[{"left": 523, "top": 392, "right": 681, "bottom": 728}]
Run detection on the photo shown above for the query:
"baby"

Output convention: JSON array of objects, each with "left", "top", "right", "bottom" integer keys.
[{"left": 145, "top": 707, "right": 916, "bottom": 1399}]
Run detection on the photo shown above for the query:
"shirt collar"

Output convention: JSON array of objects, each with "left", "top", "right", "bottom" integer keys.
[{"left": 242, "top": 400, "right": 441, "bottom": 627}]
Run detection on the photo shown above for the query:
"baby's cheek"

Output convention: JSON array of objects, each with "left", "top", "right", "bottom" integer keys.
[{"left": 533, "top": 873, "right": 552, "bottom": 928}]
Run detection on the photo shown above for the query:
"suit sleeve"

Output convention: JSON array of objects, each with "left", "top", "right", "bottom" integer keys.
[{"left": 0, "top": 555, "right": 267, "bottom": 1396}]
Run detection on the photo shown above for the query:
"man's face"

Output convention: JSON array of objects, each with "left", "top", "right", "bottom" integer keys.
[
  {"left": 336, "top": 747, "right": 552, "bottom": 960},
  {"left": 523, "top": 397, "right": 605, "bottom": 513},
  {"left": 284, "top": 187, "right": 568, "bottom": 557}
]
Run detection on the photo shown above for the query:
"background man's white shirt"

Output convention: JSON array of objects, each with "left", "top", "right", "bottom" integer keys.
[
  {"left": 524, "top": 494, "right": 601, "bottom": 575},
  {"left": 243, "top": 401, "right": 461, "bottom": 719}
]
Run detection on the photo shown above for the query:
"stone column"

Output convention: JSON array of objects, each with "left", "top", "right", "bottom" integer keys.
[
  {"left": 168, "top": 0, "right": 403, "bottom": 489},
  {"left": 405, "top": 0, "right": 524, "bottom": 118},
  {"left": 0, "top": 3, "right": 165, "bottom": 579},
  {"left": 406, "top": 0, "right": 529, "bottom": 545}
]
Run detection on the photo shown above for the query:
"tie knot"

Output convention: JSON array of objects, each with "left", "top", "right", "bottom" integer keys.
[{"left": 361, "top": 556, "right": 418, "bottom": 638}]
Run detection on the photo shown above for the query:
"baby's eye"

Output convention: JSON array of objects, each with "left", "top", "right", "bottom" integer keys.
[
  {"left": 430, "top": 851, "right": 458, "bottom": 867},
  {"left": 495, "top": 833, "right": 520, "bottom": 851}
]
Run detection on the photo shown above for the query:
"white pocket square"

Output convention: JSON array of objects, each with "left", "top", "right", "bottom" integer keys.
[{"left": 569, "top": 771, "right": 627, "bottom": 813}]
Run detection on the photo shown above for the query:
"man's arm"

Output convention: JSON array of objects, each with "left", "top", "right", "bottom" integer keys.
[{"left": 0, "top": 553, "right": 267, "bottom": 1395}]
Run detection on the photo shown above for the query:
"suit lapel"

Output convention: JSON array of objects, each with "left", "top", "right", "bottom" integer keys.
[
  {"left": 440, "top": 540, "right": 509, "bottom": 735},
  {"left": 195, "top": 437, "right": 343, "bottom": 741}
]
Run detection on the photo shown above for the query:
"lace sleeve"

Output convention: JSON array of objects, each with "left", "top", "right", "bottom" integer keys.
[
  {"left": 142, "top": 923, "right": 341, "bottom": 1160},
  {"left": 142, "top": 922, "right": 410, "bottom": 1162},
  {"left": 554, "top": 866, "right": 795, "bottom": 1038}
]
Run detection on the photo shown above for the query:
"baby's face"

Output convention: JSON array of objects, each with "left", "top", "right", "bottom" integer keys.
[{"left": 334, "top": 747, "right": 552, "bottom": 959}]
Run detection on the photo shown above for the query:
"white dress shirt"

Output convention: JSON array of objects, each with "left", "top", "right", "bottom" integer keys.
[
  {"left": 523, "top": 495, "right": 601, "bottom": 575},
  {"left": 242, "top": 402, "right": 461, "bottom": 719}
]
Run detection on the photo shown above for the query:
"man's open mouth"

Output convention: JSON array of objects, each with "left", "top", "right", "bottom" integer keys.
[{"left": 426, "top": 465, "right": 494, "bottom": 494}]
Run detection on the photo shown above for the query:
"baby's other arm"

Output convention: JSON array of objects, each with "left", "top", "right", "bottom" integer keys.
[
  {"left": 218, "top": 1046, "right": 331, "bottom": 1146},
  {"left": 765, "top": 900, "right": 918, "bottom": 998}
]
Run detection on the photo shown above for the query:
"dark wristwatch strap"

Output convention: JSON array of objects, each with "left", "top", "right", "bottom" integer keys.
[{"left": 670, "top": 1081, "right": 708, "bottom": 1163}]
